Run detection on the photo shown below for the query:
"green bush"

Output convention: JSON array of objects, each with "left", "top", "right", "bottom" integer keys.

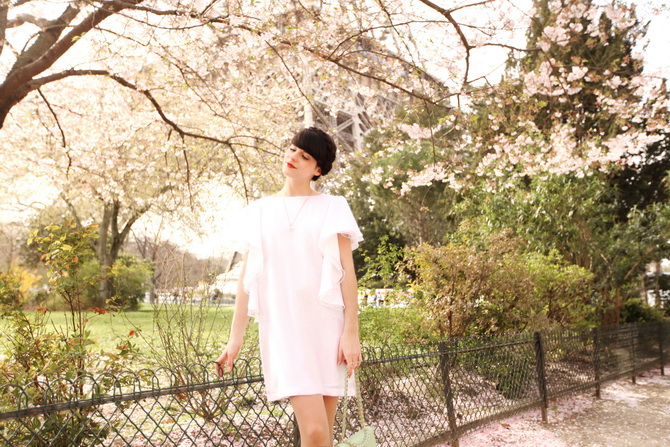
[
  {"left": 0, "top": 223, "right": 138, "bottom": 444},
  {"left": 359, "top": 306, "right": 439, "bottom": 345},
  {"left": 109, "top": 255, "right": 152, "bottom": 311},
  {"left": 77, "top": 255, "right": 151, "bottom": 311},
  {"left": 621, "top": 298, "right": 665, "bottom": 323},
  {"left": 408, "top": 230, "right": 596, "bottom": 337}
]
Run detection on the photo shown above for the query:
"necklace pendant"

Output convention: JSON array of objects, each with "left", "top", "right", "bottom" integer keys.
[{"left": 288, "top": 226, "right": 294, "bottom": 231}]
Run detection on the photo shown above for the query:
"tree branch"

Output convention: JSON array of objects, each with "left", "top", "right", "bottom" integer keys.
[
  {"left": 6, "top": 13, "right": 51, "bottom": 29},
  {"left": 8, "top": 5, "right": 80, "bottom": 74},
  {"left": 0, "top": 1, "right": 143, "bottom": 117},
  {"left": 231, "top": 22, "right": 450, "bottom": 107},
  {"left": 266, "top": 40, "right": 319, "bottom": 119},
  {"left": 416, "top": 0, "right": 478, "bottom": 99},
  {"left": 449, "top": 0, "right": 494, "bottom": 14},
  {"left": 36, "top": 87, "right": 67, "bottom": 149},
  {"left": 26, "top": 67, "right": 252, "bottom": 200},
  {"left": 60, "top": 192, "right": 84, "bottom": 228},
  {"left": 480, "top": 42, "right": 538, "bottom": 53}
]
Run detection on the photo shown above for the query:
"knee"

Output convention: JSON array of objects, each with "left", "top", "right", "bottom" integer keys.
[{"left": 300, "top": 422, "right": 330, "bottom": 446}]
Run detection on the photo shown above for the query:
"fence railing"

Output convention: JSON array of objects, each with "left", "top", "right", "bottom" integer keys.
[{"left": 0, "top": 321, "right": 667, "bottom": 446}]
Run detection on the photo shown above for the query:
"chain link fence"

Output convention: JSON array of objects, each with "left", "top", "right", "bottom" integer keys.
[{"left": 0, "top": 321, "right": 667, "bottom": 446}]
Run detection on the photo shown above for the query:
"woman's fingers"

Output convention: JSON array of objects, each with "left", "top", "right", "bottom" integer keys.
[
  {"left": 346, "top": 356, "right": 363, "bottom": 376},
  {"left": 214, "top": 350, "right": 237, "bottom": 377}
]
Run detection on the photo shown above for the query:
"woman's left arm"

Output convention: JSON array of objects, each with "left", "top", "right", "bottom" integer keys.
[{"left": 337, "top": 233, "right": 362, "bottom": 376}]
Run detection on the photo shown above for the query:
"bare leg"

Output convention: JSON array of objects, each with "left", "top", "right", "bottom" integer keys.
[
  {"left": 290, "top": 395, "right": 332, "bottom": 447},
  {"left": 324, "top": 395, "right": 339, "bottom": 444}
]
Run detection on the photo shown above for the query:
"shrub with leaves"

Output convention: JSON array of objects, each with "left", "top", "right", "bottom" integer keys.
[
  {"left": 408, "top": 230, "right": 595, "bottom": 337},
  {"left": 0, "top": 222, "right": 138, "bottom": 444}
]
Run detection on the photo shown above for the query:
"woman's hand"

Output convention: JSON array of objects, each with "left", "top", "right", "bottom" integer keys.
[
  {"left": 214, "top": 338, "right": 243, "bottom": 377},
  {"left": 338, "top": 331, "right": 362, "bottom": 377}
]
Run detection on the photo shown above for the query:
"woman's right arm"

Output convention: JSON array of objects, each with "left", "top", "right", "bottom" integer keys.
[{"left": 215, "top": 252, "right": 250, "bottom": 376}]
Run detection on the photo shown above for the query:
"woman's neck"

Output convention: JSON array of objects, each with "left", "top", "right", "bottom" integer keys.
[{"left": 279, "top": 181, "right": 316, "bottom": 197}]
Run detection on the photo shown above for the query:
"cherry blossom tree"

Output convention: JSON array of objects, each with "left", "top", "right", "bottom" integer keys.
[
  {"left": 2, "top": 0, "right": 667, "bottom": 312},
  {"left": 1, "top": 0, "right": 543, "bottom": 301}
]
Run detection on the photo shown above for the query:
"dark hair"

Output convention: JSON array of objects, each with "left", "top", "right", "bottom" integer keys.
[{"left": 291, "top": 127, "right": 337, "bottom": 181}]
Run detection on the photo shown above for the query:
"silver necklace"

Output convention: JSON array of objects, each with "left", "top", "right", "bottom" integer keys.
[{"left": 282, "top": 195, "right": 312, "bottom": 231}]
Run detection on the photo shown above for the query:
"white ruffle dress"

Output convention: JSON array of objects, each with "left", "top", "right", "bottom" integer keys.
[{"left": 234, "top": 194, "right": 363, "bottom": 402}]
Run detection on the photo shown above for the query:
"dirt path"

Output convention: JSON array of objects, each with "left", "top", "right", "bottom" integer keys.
[{"left": 441, "top": 369, "right": 670, "bottom": 447}]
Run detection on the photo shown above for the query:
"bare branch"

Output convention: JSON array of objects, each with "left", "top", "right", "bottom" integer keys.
[
  {"left": 480, "top": 42, "right": 538, "bottom": 53},
  {"left": 417, "top": 0, "right": 475, "bottom": 98},
  {"left": 36, "top": 87, "right": 67, "bottom": 149},
  {"left": 265, "top": 40, "right": 319, "bottom": 118},
  {"left": 7, "top": 13, "right": 51, "bottom": 29},
  {"left": 448, "top": 0, "right": 495, "bottom": 14}
]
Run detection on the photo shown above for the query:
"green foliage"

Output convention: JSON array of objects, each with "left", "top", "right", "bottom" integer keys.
[
  {"left": 468, "top": 174, "right": 670, "bottom": 324},
  {"left": 359, "top": 235, "right": 407, "bottom": 289},
  {"left": 0, "top": 222, "right": 137, "bottom": 444},
  {"left": 110, "top": 255, "right": 152, "bottom": 311},
  {"left": 45, "top": 254, "right": 152, "bottom": 312},
  {"left": 79, "top": 254, "right": 152, "bottom": 311},
  {"left": 341, "top": 103, "right": 464, "bottom": 249},
  {"left": 27, "top": 222, "right": 104, "bottom": 311},
  {"left": 359, "top": 306, "right": 439, "bottom": 345},
  {"left": 620, "top": 298, "right": 665, "bottom": 323},
  {"left": 0, "top": 270, "right": 25, "bottom": 313},
  {"left": 408, "top": 229, "right": 595, "bottom": 337}
]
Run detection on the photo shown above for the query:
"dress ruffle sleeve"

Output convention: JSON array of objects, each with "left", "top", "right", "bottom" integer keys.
[
  {"left": 233, "top": 201, "right": 264, "bottom": 320},
  {"left": 317, "top": 196, "right": 364, "bottom": 310}
]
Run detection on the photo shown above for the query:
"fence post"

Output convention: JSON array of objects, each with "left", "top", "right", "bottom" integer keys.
[
  {"left": 592, "top": 327, "right": 601, "bottom": 399},
  {"left": 438, "top": 341, "right": 460, "bottom": 447},
  {"left": 630, "top": 325, "right": 637, "bottom": 384},
  {"left": 533, "top": 332, "right": 548, "bottom": 423},
  {"left": 659, "top": 322, "right": 666, "bottom": 376}
]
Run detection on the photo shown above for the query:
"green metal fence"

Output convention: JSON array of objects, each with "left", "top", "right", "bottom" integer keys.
[{"left": 0, "top": 321, "right": 667, "bottom": 446}]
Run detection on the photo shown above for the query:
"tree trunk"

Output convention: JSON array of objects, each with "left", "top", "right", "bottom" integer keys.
[
  {"left": 97, "top": 203, "right": 114, "bottom": 307},
  {"left": 96, "top": 199, "right": 151, "bottom": 307}
]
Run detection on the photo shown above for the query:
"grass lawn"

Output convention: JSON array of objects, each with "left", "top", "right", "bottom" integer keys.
[
  {"left": 3, "top": 303, "right": 237, "bottom": 358},
  {"left": 1, "top": 303, "right": 434, "bottom": 371}
]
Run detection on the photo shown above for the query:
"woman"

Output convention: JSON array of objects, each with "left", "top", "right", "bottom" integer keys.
[{"left": 215, "top": 127, "right": 363, "bottom": 447}]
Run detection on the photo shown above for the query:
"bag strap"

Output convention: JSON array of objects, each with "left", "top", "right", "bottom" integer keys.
[{"left": 338, "top": 370, "right": 368, "bottom": 442}]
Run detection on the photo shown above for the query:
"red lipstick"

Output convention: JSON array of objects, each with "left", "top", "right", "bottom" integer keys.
[{"left": 287, "top": 162, "right": 296, "bottom": 169}]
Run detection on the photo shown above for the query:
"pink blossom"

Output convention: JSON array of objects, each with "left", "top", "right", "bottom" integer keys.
[
  {"left": 567, "top": 66, "right": 588, "bottom": 82},
  {"left": 400, "top": 123, "right": 434, "bottom": 140}
]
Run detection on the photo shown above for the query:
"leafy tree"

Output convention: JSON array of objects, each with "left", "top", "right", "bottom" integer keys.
[
  {"left": 408, "top": 229, "right": 594, "bottom": 337},
  {"left": 341, "top": 103, "right": 466, "bottom": 247},
  {"left": 440, "top": 0, "right": 670, "bottom": 324},
  {"left": 470, "top": 173, "right": 670, "bottom": 323}
]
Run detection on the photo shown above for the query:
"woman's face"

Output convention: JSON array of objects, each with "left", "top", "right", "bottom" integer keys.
[{"left": 282, "top": 145, "right": 321, "bottom": 181}]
